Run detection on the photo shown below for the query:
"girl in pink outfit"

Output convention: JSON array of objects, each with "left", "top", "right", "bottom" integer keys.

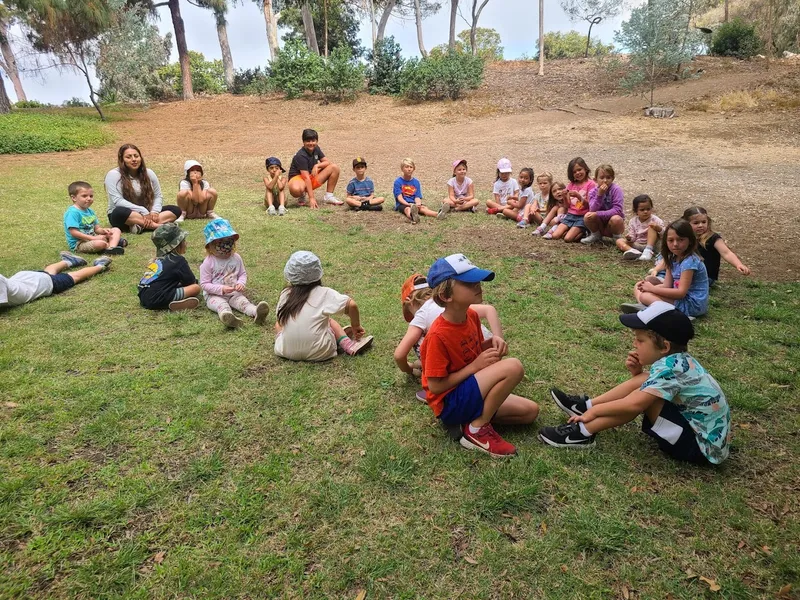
[
  {"left": 550, "top": 157, "right": 597, "bottom": 243},
  {"left": 200, "top": 218, "right": 269, "bottom": 328}
]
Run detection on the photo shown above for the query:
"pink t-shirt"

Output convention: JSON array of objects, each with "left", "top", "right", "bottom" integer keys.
[
  {"left": 566, "top": 180, "right": 597, "bottom": 216},
  {"left": 628, "top": 214, "right": 665, "bottom": 245}
]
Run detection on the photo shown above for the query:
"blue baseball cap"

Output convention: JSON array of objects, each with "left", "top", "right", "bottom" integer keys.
[
  {"left": 265, "top": 156, "right": 285, "bottom": 172},
  {"left": 427, "top": 253, "right": 495, "bottom": 288}
]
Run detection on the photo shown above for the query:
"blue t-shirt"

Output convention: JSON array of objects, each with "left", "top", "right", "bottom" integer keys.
[
  {"left": 64, "top": 205, "right": 99, "bottom": 250},
  {"left": 670, "top": 254, "right": 709, "bottom": 317},
  {"left": 641, "top": 352, "right": 731, "bottom": 464},
  {"left": 347, "top": 176, "right": 375, "bottom": 198},
  {"left": 393, "top": 176, "right": 422, "bottom": 209}
]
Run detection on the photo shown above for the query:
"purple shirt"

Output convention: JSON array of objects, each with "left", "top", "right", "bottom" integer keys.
[{"left": 588, "top": 182, "right": 624, "bottom": 222}]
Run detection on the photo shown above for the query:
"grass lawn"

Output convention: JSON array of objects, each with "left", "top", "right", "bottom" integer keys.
[{"left": 1, "top": 164, "right": 798, "bottom": 599}]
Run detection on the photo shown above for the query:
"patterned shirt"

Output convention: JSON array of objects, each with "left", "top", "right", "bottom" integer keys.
[{"left": 641, "top": 353, "right": 731, "bottom": 464}]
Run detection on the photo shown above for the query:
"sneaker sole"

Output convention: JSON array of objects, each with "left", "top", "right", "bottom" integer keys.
[
  {"left": 538, "top": 433, "right": 596, "bottom": 449},
  {"left": 254, "top": 302, "right": 270, "bottom": 325},
  {"left": 551, "top": 389, "right": 582, "bottom": 418},
  {"left": 169, "top": 297, "right": 199, "bottom": 312},
  {"left": 623, "top": 250, "right": 642, "bottom": 260},
  {"left": 459, "top": 435, "right": 516, "bottom": 458},
  {"left": 415, "top": 390, "right": 427, "bottom": 403},
  {"left": 59, "top": 251, "right": 87, "bottom": 267},
  {"left": 349, "top": 335, "right": 374, "bottom": 355},
  {"left": 620, "top": 303, "right": 647, "bottom": 314},
  {"left": 437, "top": 204, "right": 451, "bottom": 220},
  {"left": 220, "top": 312, "right": 243, "bottom": 328}
]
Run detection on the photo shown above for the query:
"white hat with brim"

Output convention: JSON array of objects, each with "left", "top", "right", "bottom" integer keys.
[
  {"left": 184, "top": 159, "right": 203, "bottom": 174},
  {"left": 284, "top": 251, "right": 323, "bottom": 285}
]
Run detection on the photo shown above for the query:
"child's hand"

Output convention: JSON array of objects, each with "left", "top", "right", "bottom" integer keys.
[
  {"left": 598, "top": 183, "right": 608, "bottom": 194},
  {"left": 647, "top": 267, "right": 658, "bottom": 278},
  {"left": 738, "top": 264, "right": 751, "bottom": 275},
  {"left": 626, "top": 234, "right": 634, "bottom": 242},
  {"left": 648, "top": 223, "right": 659, "bottom": 231},
  {"left": 190, "top": 171, "right": 202, "bottom": 183},
  {"left": 489, "top": 336, "right": 508, "bottom": 357},
  {"left": 234, "top": 283, "right": 245, "bottom": 292},
  {"left": 351, "top": 325, "right": 366, "bottom": 340},
  {"left": 222, "top": 285, "right": 235, "bottom": 294},
  {"left": 473, "top": 348, "right": 500, "bottom": 372},
  {"left": 625, "top": 351, "right": 643, "bottom": 376},
  {"left": 639, "top": 281, "right": 657, "bottom": 294},
  {"left": 412, "top": 366, "right": 422, "bottom": 377},
  {"left": 568, "top": 409, "right": 596, "bottom": 424}
]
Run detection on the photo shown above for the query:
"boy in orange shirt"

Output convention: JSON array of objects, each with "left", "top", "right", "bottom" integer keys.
[{"left": 420, "top": 253, "right": 539, "bottom": 457}]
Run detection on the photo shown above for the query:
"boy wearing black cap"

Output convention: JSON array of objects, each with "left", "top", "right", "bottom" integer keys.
[
  {"left": 264, "top": 157, "right": 287, "bottom": 216},
  {"left": 420, "top": 253, "right": 539, "bottom": 458},
  {"left": 539, "top": 302, "right": 730, "bottom": 465},
  {"left": 345, "top": 157, "right": 384, "bottom": 211}
]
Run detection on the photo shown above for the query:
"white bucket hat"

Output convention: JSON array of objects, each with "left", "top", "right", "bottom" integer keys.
[
  {"left": 284, "top": 251, "right": 323, "bottom": 285},
  {"left": 184, "top": 159, "right": 203, "bottom": 176}
]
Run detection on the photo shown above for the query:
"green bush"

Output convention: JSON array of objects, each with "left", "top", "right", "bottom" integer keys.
[
  {"left": 158, "top": 51, "right": 226, "bottom": 96},
  {"left": 430, "top": 28, "right": 504, "bottom": 62},
  {"left": 231, "top": 67, "right": 272, "bottom": 95},
  {"left": 318, "top": 46, "right": 365, "bottom": 102},
  {"left": 536, "top": 30, "right": 613, "bottom": 59},
  {"left": 13, "top": 100, "right": 51, "bottom": 109},
  {"left": 0, "top": 112, "right": 114, "bottom": 154},
  {"left": 270, "top": 39, "right": 325, "bottom": 99},
  {"left": 367, "top": 35, "right": 405, "bottom": 96},
  {"left": 62, "top": 97, "right": 90, "bottom": 108},
  {"left": 401, "top": 51, "right": 484, "bottom": 101},
  {"left": 712, "top": 19, "right": 762, "bottom": 59}
]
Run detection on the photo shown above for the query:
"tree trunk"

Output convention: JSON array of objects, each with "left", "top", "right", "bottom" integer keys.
[
  {"left": 0, "top": 18, "right": 27, "bottom": 102},
  {"left": 323, "top": 0, "right": 328, "bottom": 57},
  {"left": 215, "top": 11, "right": 235, "bottom": 89},
  {"left": 301, "top": 0, "right": 319, "bottom": 54},
  {"left": 448, "top": 0, "right": 457, "bottom": 50},
  {"left": 263, "top": 0, "right": 280, "bottom": 61},
  {"left": 724, "top": 0, "right": 729, "bottom": 22},
  {"left": 0, "top": 74, "right": 10, "bottom": 113},
  {"left": 376, "top": 0, "right": 397, "bottom": 43},
  {"left": 169, "top": 0, "right": 194, "bottom": 100},
  {"left": 469, "top": 0, "right": 490, "bottom": 56},
  {"left": 369, "top": 0, "right": 376, "bottom": 49},
  {"left": 538, "top": 0, "right": 544, "bottom": 75},
  {"left": 414, "top": 0, "right": 427, "bottom": 57}
]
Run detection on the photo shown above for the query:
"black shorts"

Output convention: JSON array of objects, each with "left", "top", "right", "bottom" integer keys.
[
  {"left": 642, "top": 400, "right": 709, "bottom": 465},
  {"left": 108, "top": 205, "right": 182, "bottom": 230},
  {"left": 47, "top": 272, "right": 75, "bottom": 295}
]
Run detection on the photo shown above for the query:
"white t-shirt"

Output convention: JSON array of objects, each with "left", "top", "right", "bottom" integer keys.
[
  {"left": 447, "top": 176, "right": 473, "bottom": 199},
  {"left": 0, "top": 271, "right": 54, "bottom": 307},
  {"left": 274, "top": 286, "right": 350, "bottom": 361},
  {"left": 492, "top": 178, "right": 520, "bottom": 206},
  {"left": 519, "top": 187, "right": 535, "bottom": 206},
  {"left": 179, "top": 179, "right": 210, "bottom": 191},
  {"left": 409, "top": 298, "right": 492, "bottom": 357}
]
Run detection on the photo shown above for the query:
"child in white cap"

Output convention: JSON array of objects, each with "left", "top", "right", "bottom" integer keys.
[
  {"left": 176, "top": 159, "right": 219, "bottom": 222},
  {"left": 274, "top": 251, "right": 373, "bottom": 361}
]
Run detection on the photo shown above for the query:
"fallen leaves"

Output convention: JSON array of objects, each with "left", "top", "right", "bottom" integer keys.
[
  {"left": 777, "top": 584, "right": 793, "bottom": 598},
  {"left": 354, "top": 590, "right": 367, "bottom": 600},
  {"left": 463, "top": 556, "right": 478, "bottom": 565},
  {"left": 153, "top": 551, "right": 166, "bottom": 564},
  {"left": 699, "top": 576, "right": 721, "bottom": 592},
  {"left": 3, "top": 402, "right": 19, "bottom": 408}
]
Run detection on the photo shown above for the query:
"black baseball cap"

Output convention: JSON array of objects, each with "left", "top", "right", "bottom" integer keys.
[
  {"left": 352, "top": 157, "right": 367, "bottom": 168},
  {"left": 266, "top": 157, "right": 285, "bottom": 172},
  {"left": 619, "top": 301, "right": 695, "bottom": 346}
]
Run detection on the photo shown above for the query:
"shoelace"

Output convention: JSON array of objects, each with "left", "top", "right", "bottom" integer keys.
[{"left": 554, "top": 423, "right": 579, "bottom": 435}]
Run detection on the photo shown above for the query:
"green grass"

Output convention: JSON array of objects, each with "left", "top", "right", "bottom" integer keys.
[
  {"left": 0, "top": 110, "right": 115, "bottom": 154},
  {"left": 1, "top": 163, "right": 799, "bottom": 599}
]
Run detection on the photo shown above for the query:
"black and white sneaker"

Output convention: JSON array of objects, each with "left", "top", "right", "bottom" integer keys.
[
  {"left": 539, "top": 423, "right": 596, "bottom": 449},
  {"left": 550, "top": 388, "right": 589, "bottom": 418}
]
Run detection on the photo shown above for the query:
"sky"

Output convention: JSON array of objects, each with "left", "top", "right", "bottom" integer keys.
[{"left": 4, "top": 0, "right": 630, "bottom": 104}]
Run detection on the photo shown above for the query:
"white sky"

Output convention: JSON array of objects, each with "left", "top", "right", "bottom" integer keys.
[{"left": 5, "top": 0, "right": 629, "bottom": 104}]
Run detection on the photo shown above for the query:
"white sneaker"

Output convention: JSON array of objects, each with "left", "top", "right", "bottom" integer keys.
[
  {"left": 278, "top": 205, "right": 286, "bottom": 216},
  {"left": 623, "top": 248, "right": 642, "bottom": 260},
  {"left": 175, "top": 213, "right": 186, "bottom": 223},
  {"left": 639, "top": 248, "right": 654, "bottom": 261},
  {"left": 324, "top": 193, "right": 344, "bottom": 205},
  {"left": 206, "top": 211, "right": 220, "bottom": 219},
  {"left": 254, "top": 301, "right": 269, "bottom": 325},
  {"left": 267, "top": 205, "right": 277, "bottom": 216},
  {"left": 437, "top": 203, "right": 451, "bottom": 220},
  {"left": 129, "top": 224, "right": 143, "bottom": 235},
  {"left": 581, "top": 231, "right": 602, "bottom": 244},
  {"left": 220, "top": 311, "right": 243, "bottom": 328}
]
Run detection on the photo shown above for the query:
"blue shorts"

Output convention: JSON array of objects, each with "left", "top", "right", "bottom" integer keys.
[
  {"left": 42, "top": 272, "right": 75, "bottom": 295},
  {"left": 642, "top": 399, "right": 708, "bottom": 465},
  {"left": 438, "top": 374, "right": 484, "bottom": 426},
  {"left": 561, "top": 213, "right": 585, "bottom": 229}
]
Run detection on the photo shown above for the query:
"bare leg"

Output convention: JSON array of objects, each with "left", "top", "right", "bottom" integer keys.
[
  {"left": 265, "top": 189, "right": 275, "bottom": 209},
  {"left": 287, "top": 178, "right": 306, "bottom": 198},
  {"left": 183, "top": 283, "right": 201, "bottom": 297},
  {"left": 157, "top": 210, "right": 178, "bottom": 225},
  {"left": 617, "top": 238, "right": 633, "bottom": 252},
  {"left": 589, "top": 373, "right": 648, "bottom": 405},
  {"left": 493, "top": 394, "right": 540, "bottom": 425},
  {"left": 205, "top": 188, "right": 218, "bottom": 211},
  {"left": 345, "top": 197, "right": 362, "bottom": 208},
  {"left": 485, "top": 199, "right": 501, "bottom": 210},
  {"left": 472, "top": 358, "right": 529, "bottom": 427},
  {"left": 584, "top": 212, "right": 601, "bottom": 233},
  {"left": 66, "top": 264, "right": 106, "bottom": 284},
  {"left": 329, "top": 318, "right": 347, "bottom": 339},
  {"left": 176, "top": 190, "right": 191, "bottom": 214},
  {"left": 314, "top": 163, "right": 341, "bottom": 193},
  {"left": 44, "top": 262, "right": 69, "bottom": 275},
  {"left": 418, "top": 205, "right": 438, "bottom": 217},
  {"left": 278, "top": 190, "right": 286, "bottom": 208},
  {"left": 455, "top": 199, "right": 479, "bottom": 211},
  {"left": 607, "top": 215, "right": 625, "bottom": 236},
  {"left": 646, "top": 227, "right": 659, "bottom": 248},
  {"left": 501, "top": 207, "right": 518, "bottom": 219},
  {"left": 529, "top": 211, "right": 543, "bottom": 225},
  {"left": 585, "top": 395, "right": 663, "bottom": 435},
  {"left": 564, "top": 226, "right": 585, "bottom": 242},
  {"left": 369, "top": 196, "right": 385, "bottom": 206},
  {"left": 106, "top": 228, "right": 122, "bottom": 247},
  {"left": 551, "top": 223, "right": 569, "bottom": 240}
]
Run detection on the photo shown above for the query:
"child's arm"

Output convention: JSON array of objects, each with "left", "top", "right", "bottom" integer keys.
[
  {"left": 463, "top": 182, "right": 475, "bottom": 202},
  {"left": 277, "top": 175, "right": 286, "bottom": 190},
  {"left": 393, "top": 179, "right": 411, "bottom": 208},
  {"left": 394, "top": 326, "right": 424, "bottom": 374},
  {"left": 300, "top": 171, "right": 318, "bottom": 208},
  {"left": 644, "top": 268, "right": 691, "bottom": 299},
  {"left": 447, "top": 184, "right": 457, "bottom": 204},
  {"left": 263, "top": 174, "right": 274, "bottom": 189},
  {"left": 69, "top": 227, "right": 104, "bottom": 242},
  {"left": 427, "top": 348, "right": 500, "bottom": 394},
  {"left": 199, "top": 259, "right": 226, "bottom": 295},
  {"left": 714, "top": 238, "right": 751, "bottom": 274},
  {"left": 470, "top": 304, "right": 503, "bottom": 339},
  {"left": 343, "top": 298, "right": 365, "bottom": 338},
  {"left": 234, "top": 255, "right": 247, "bottom": 291}
]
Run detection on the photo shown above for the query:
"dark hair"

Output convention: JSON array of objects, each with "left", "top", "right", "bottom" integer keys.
[
  {"left": 117, "top": 143, "right": 154, "bottom": 211},
  {"left": 567, "top": 157, "right": 590, "bottom": 184},
  {"left": 548, "top": 181, "right": 566, "bottom": 212},
  {"left": 632, "top": 194, "right": 653, "bottom": 211},
  {"left": 645, "top": 330, "right": 688, "bottom": 355},
  {"left": 68, "top": 181, "right": 92, "bottom": 197},
  {"left": 277, "top": 281, "right": 322, "bottom": 326},
  {"left": 662, "top": 219, "right": 698, "bottom": 275},
  {"left": 595, "top": 164, "right": 615, "bottom": 180},
  {"left": 683, "top": 205, "right": 715, "bottom": 245},
  {"left": 519, "top": 167, "right": 535, "bottom": 191},
  {"left": 302, "top": 129, "right": 318, "bottom": 142}
]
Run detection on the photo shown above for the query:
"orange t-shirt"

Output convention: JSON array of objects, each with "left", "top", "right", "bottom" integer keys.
[{"left": 420, "top": 308, "right": 484, "bottom": 417}]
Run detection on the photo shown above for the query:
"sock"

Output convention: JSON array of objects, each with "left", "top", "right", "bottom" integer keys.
[
  {"left": 578, "top": 423, "right": 591, "bottom": 437},
  {"left": 468, "top": 423, "right": 482, "bottom": 434},
  {"left": 337, "top": 335, "right": 349, "bottom": 346},
  {"left": 644, "top": 244, "right": 653, "bottom": 251},
  {"left": 585, "top": 399, "right": 593, "bottom": 409}
]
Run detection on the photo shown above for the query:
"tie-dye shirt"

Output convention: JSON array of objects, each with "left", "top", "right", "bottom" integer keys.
[{"left": 641, "top": 353, "right": 731, "bottom": 464}]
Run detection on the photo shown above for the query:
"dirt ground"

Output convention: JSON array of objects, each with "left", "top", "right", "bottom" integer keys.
[{"left": 2, "top": 56, "right": 799, "bottom": 280}]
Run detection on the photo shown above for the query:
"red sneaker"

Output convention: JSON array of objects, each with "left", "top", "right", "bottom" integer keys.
[
  {"left": 486, "top": 207, "right": 500, "bottom": 215},
  {"left": 460, "top": 423, "right": 517, "bottom": 458}
]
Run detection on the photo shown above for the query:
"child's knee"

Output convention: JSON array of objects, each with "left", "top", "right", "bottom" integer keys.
[
  {"left": 525, "top": 401, "right": 540, "bottom": 423},
  {"left": 616, "top": 238, "right": 628, "bottom": 251},
  {"left": 504, "top": 357, "right": 524, "bottom": 380}
]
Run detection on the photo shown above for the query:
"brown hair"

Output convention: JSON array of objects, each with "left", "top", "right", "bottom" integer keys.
[
  {"left": 277, "top": 281, "right": 322, "bottom": 326},
  {"left": 682, "top": 206, "right": 715, "bottom": 245},
  {"left": 662, "top": 219, "right": 699, "bottom": 275},
  {"left": 644, "top": 330, "right": 687, "bottom": 355},
  {"left": 548, "top": 181, "right": 566, "bottom": 212},
  {"left": 402, "top": 275, "right": 432, "bottom": 316},
  {"left": 431, "top": 279, "right": 455, "bottom": 308},
  {"left": 595, "top": 164, "right": 615, "bottom": 180},
  {"left": 117, "top": 143, "right": 155, "bottom": 211},
  {"left": 68, "top": 181, "right": 92, "bottom": 197}
]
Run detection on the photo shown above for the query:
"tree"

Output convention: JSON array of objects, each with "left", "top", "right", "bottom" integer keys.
[
  {"left": 189, "top": 0, "right": 234, "bottom": 88},
  {"left": 457, "top": 0, "right": 491, "bottom": 56},
  {"left": 615, "top": 0, "right": 703, "bottom": 106},
  {"left": 0, "top": 8, "right": 27, "bottom": 102},
  {"left": 413, "top": 0, "right": 427, "bottom": 56},
  {"left": 150, "top": 0, "right": 194, "bottom": 99},
  {"left": 278, "top": 0, "right": 363, "bottom": 57},
  {"left": 538, "top": 0, "right": 544, "bottom": 74},
  {"left": 253, "top": 0, "right": 280, "bottom": 60},
  {"left": 448, "top": 0, "right": 457, "bottom": 50},
  {"left": 456, "top": 27, "right": 501, "bottom": 60},
  {"left": 373, "top": 0, "right": 440, "bottom": 46},
  {"left": 560, "top": 0, "right": 623, "bottom": 57}
]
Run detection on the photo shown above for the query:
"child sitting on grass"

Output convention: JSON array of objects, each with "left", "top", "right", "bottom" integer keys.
[
  {"left": 420, "top": 253, "right": 539, "bottom": 458},
  {"left": 550, "top": 157, "right": 596, "bottom": 242},
  {"left": 501, "top": 167, "right": 534, "bottom": 223},
  {"left": 486, "top": 158, "right": 519, "bottom": 215},
  {"left": 274, "top": 251, "right": 373, "bottom": 361},
  {"left": 683, "top": 206, "right": 751, "bottom": 285},
  {"left": 1, "top": 252, "right": 111, "bottom": 309},
  {"left": 64, "top": 181, "right": 125, "bottom": 255},
  {"left": 138, "top": 223, "right": 201, "bottom": 312},
  {"left": 394, "top": 158, "right": 436, "bottom": 224},
  {"left": 518, "top": 171, "right": 551, "bottom": 229},
  {"left": 439, "top": 159, "right": 477, "bottom": 218},
  {"left": 534, "top": 181, "right": 567, "bottom": 238},
  {"left": 263, "top": 157, "right": 287, "bottom": 216},
  {"left": 617, "top": 194, "right": 664, "bottom": 261},
  {"left": 176, "top": 160, "right": 220, "bottom": 222},
  {"left": 345, "top": 157, "right": 384, "bottom": 211},
  {"left": 539, "top": 302, "right": 730, "bottom": 465}
]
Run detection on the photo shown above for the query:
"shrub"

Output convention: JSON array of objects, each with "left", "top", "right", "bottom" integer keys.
[
  {"left": 0, "top": 112, "right": 114, "bottom": 154},
  {"left": 536, "top": 30, "right": 613, "bottom": 59},
  {"left": 62, "top": 97, "right": 90, "bottom": 108},
  {"left": 270, "top": 39, "right": 325, "bottom": 99},
  {"left": 712, "top": 19, "right": 762, "bottom": 59},
  {"left": 318, "top": 46, "right": 365, "bottom": 102},
  {"left": 13, "top": 100, "right": 51, "bottom": 109},
  {"left": 431, "top": 28, "right": 504, "bottom": 62},
  {"left": 401, "top": 51, "right": 484, "bottom": 101},
  {"left": 231, "top": 67, "right": 273, "bottom": 95},
  {"left": 158, "top": 51, "right": 226, "bottom": 96},
  {"left": 367, "top": 35, "right": 405, "bottom": 96}
]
